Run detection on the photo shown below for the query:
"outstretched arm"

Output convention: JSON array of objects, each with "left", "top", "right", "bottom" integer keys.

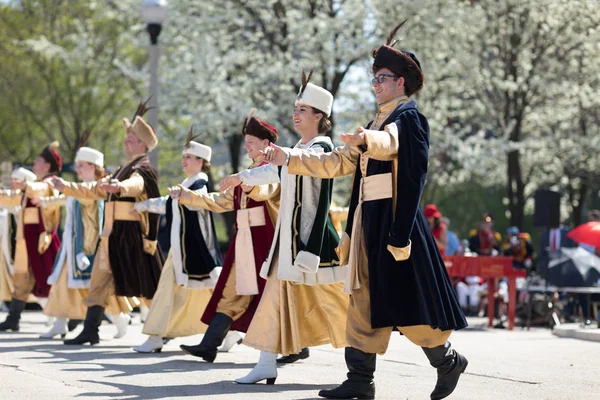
[
  {"left": 246, "top": 183, "right": 280, "bottom": 203},
  {"left": 52, "top": 176, "right": 108, "bottom": 201},
  {"left": 134, "top": 196, "right": 169, "bottom": 215},
  {"left": 170, "top": 185, "right": 235, "bottom": 214},
  {"left": 262, "top": 142, "right": 359, "bottom": 179},
  {"left": 0, "top": 189, "right": 24, "bottom": 207}
]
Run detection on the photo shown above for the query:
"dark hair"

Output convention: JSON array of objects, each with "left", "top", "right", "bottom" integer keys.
[
  {"left": 433, "top": 216, "right": 442, "bottom": 230},
  {"left": 94, "top": 165, "right": 105, "bottom": 179},
  {"left": 201, "top": 159, "right": 211, "bottom": 173},
  {"left": 589, "top": 209, "right": 600, "bottom": 222},
  {"left": 311, "top": 107, "right": 331, "bottom": 134},
  {"left": 372, "top": 64, "right": 421, "bottom": 97}
]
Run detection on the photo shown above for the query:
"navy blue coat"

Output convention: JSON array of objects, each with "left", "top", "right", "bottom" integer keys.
[{"left": 345, "top": 101, "right": 467, "bottom": 330}]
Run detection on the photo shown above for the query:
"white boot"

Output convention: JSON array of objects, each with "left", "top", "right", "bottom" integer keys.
[
  {"left": 140, "top": 305, "right": 149, "bottom": 323},
  {"left": 37, "top": 298, "right": 54, "bottom": 326},
  {"left": 109, "top": 313, "right": 131, "bottom": 339},
  {"left": 235, "top": 351, "right": 278, "bottom": 385},
  {"left": 218, "top": 331, "right": 243, "bottom": 352},
  {"left": 133, "top": 335, "right": 163, "bottom": 353},
  {"left": 39, "top": 317, "right": 67, "bottom": 339}
]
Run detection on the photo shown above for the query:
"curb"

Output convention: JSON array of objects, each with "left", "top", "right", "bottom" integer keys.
[{"left": 552, "top": 323, "right": 600, "bottom": 342}]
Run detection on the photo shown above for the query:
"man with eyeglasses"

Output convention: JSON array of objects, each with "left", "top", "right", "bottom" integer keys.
[{"left": 261, "top": 20, "right": 468, "bottom": 400}]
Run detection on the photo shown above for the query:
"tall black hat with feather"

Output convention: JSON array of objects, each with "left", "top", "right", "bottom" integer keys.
[{"left": 372, "top": 20, "right": 424, "bottom": 97}]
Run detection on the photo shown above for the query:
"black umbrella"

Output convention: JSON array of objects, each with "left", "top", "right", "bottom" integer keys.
[{"left": 547, "top": 247, "right": 600, "bottom": 287}]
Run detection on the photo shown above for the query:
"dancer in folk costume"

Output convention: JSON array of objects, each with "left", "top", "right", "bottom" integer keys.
[
  {"left": 0, "top": 168, "right": 36, "bottom": 306},
  {"left": 174, "top": 111, "right": 280, "bottom": 362},
  {"left": 132, "top": 130, "right": 223, "bottom": 353},
  {"left": 219, "top": 71, "right": 349, "bottom": 385},
  {"left": 38, "top": 138, "right": 131, "bottom": 339},
  {"left": 0, "top": 144, "right": 63, "bottom": 332},
  {"left": 51, "top": 101, "right": 164, "bottom": 345},
  {"left": 262, "top": 21, "right": 469, "bottom": 400}
]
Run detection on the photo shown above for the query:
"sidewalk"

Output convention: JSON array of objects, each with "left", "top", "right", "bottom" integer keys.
[
  {"left": 552, "top": 322, "right": 600, "bottom": 342},
  {"left": 1, "top": 311, "right": 599, "bottom": 399}
]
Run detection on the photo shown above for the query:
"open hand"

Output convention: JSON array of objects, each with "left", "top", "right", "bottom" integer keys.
[
  {"left": 261, "top": 143, "right": 287, "bottom": 166},
  {"left": 241, "top": 184, "right": 254, "bottom": 193},
  {"left": 219, "top": 174, "right": 242, "bottom": 192},
  {"left": 48, "top": 176, "right": 66, "bottom": 191},
  {"left": 340, "top": 127, "right": 366, "bottom": 147},
  {"left": 169, "top": 185, "right": 182, "bottom": 199},
  {"left": 99, "top": 179, "right": 121, "bottom": 194}
]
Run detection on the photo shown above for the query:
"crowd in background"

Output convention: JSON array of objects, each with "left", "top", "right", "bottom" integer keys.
[{"left": 424, "top": 204, "right": 600, "bottom": 328}]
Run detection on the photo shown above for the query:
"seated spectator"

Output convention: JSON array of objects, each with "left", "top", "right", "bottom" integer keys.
[
  {"left": 454, "top": 275, "right": 482, "bottom": 316},
  {"left": 469, "top": 212, "right": 501, "bottom": 256},
  {"left": 501, "top": 226, "right": 534, "bottom": 270},
  {"left": 442, "top": 217, "right": 462, "bottom": 256},
  {"left": 424, "top": 204, "right": 447, "bottom": 255}
]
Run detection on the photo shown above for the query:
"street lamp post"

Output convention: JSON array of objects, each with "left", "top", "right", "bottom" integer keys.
[{"left": 140, "top": 0, "right": 168, "bottom": 168}]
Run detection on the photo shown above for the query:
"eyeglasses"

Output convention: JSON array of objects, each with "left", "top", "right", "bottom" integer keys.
[{"left": 371, "top": 73, "right": 399, "bottom": 85}]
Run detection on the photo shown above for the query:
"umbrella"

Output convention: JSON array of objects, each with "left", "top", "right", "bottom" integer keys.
[
  {"left": 567, "top": 222, "right": 600, "bottom": 248},
  {"left": 547, "top": 247, "right": 600, "bottom": 287}
]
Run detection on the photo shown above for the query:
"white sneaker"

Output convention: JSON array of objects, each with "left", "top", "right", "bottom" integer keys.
[
  {"left": 133, "top": 335, "right": 163, "bottom": 353},
  {"left": 109, "top": 313, "right": 131, "bottom": 339},
  {"left": 40, "top": 317, "right": 67, "bottom": 339},
  {"left": 235, "top": 351, "right": 277, "bottom": 385},
  {"left": 218, "top": 331, "right": 243, "bottom": 352},
  {"left": 140, "top": 305, "right": 149, "bottom": 323}
]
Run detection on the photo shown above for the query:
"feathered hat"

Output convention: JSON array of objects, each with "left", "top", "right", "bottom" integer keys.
[
  {"left": 242, "top": 108, "right": 278, "bottom": 143},
  {"left": 372, "top": 20, "right": 424, "bottom": 97},
  {"left": 295, "top": 68, "right": 334, "bottom": 117},
  {"left": 39, "top": 141, "right": 62, "bottom": 173},
  {"left": 75, "top": 130, "right": 104, "bottom": 168},
  {"left": 122, "top": 97, "right": 158, "bottom": 151},
  {"left": 183, "top": 125, "right": 212, "bottom": 162}
]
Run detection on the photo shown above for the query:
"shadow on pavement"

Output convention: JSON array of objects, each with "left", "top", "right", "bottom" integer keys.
[{"left": 77, "top": 380, "right": 333, "bottom": 399}]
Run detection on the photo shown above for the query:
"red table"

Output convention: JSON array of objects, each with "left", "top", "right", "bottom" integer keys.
[{"left": 444, "top": 256, "right": 526, "bottom": 330}]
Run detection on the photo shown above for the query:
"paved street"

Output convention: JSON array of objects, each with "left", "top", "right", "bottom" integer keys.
[{"left": 0, "top": 312, "right": 599, "bottom": 400}]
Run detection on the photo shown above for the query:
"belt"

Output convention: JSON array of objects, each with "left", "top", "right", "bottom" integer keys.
[
  {"left": 235, "top": 206, "right": 267, "bottom": 295},
  {"left": 23, "top": 207, "right": 40, "bottom": 224},
  {"left": 344, "top": 173, "right": 393, "bottom": 294},
  {"left": 105, "top": 201, "right": 139, "bottom": 222}
]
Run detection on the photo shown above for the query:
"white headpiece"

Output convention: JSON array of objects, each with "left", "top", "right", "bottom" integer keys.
[
  {"left": 11, "top": 167, "right": 36, "bottom": 182},
  {"left": 295, "top": 69, "right": 334, "bottom": 117},
  {"left": 75, "top": 147, "right": 104, "bottom": 168},
  {"left": 183, "top": 141, "right": 212, "bottom": 162}
]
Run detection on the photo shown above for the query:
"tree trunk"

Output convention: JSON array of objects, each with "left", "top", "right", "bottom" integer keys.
[
  {"left": 507, "top": 149, "right": 525, "bottom": 229},
  {"left": 227, "top": 134, "right": 244, "bottom": 173},
  {"left": 573, "top": 182, "right": 589, "bottom": 227},
  {"left": 221, "top": 134, "right": 245, "bottom": 243}
]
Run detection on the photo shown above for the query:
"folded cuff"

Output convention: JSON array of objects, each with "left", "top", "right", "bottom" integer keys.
[
  {"left": 294, "top": 250, "right": 321, "bottom": 274},
  {"left": 143, "top": 239, "right": 158, "bottom": 255},
  {"left": 387, "top": 239, "right": 411, "bottom": 261}
]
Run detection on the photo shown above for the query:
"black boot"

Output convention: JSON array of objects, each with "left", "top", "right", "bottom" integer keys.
[
  {"left": 64, "top": 306, "right": 104, "bottom": 345},
  {"left": 67, "top": 319, "right": 82, "bottom": 332},
  {"left": 422, "top": 342, "right": 468, "bottom": 400},
  {"left": 0, "top": 299, "right": 26, "bottom": 332},
  {"left": 180, "top": 312, "right": 233, "bottom": 362},
  {"left": 318, "top": 347, "right": 376, "bottom": 399},
  {"left": 277, "top": 347, "right": 310, "bottom": 364}
]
